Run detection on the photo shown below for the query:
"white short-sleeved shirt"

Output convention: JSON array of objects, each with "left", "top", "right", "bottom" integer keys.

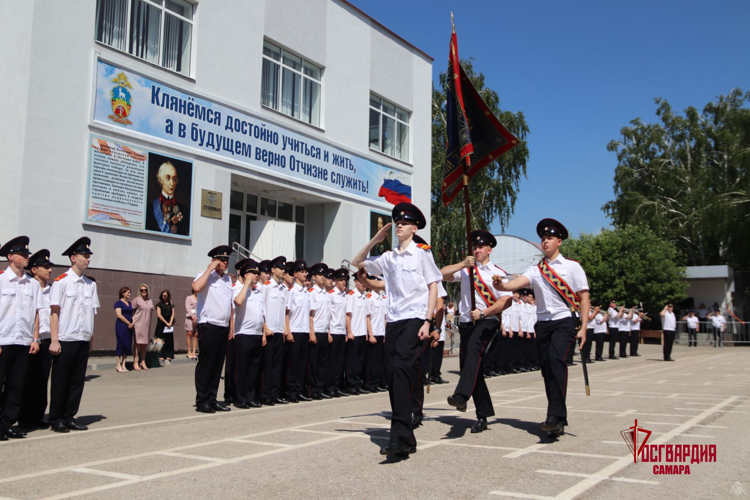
[
  {"left": 262, "top": 277, "right": 288, "bottom": 333},
  {"left": 631, "top": 315, "right": 641, "bottom": 331},
  {"left": 367, "top": 292, "right": 387, "bottom": 337},
  {"left": 328, "top": 287, "right": 348, "bottom": 334},
  {"left": 686, "top": 316, "right": 699, "bottom": 330},
  {"left": 620, "top": 314, "right": 632, "bottom": 332},
  {"left": 451, "top": 261, "right": 511, "bottom": 323},
  {"left": 594, "top": 313, "right": 608, "bottom": 333},
  {"left": 522, "top": 255, "right": 589, "bottom": 322},
  {"left": 509, "top": 300, "right": 523, "bottom": 332},
  {"left": 607, "top": 307, "right": 619, "bottom": 328},
  {"left": 37, "top": 283, "right": 52, "bottom": 339},
  {"left": 0, "top": 270, "right": 44, "bottom": 345},
  {"left": 501, "top": 308, "right": 511, "bottom": 332},
  {"left": 711, "top": 314, "right": 726, "bottom": 328},
  {"left": 50, "top": 268, "right": 100, "bottom": 342},
  {"left": 346, "top": 289, "right": 369, "bottom": 336},
  {"left": 364, "top": 240, "right": 443, "bottom": 322},
  {"left": 286, "top": 282, "right": 311, "bottom": 333},
  {"left": 437, "top": 282, "right": 448, "bottom": 341},
  {"left": 522, "top": 302, "right": 537, "bottom": 332},
  {"left": 233, "top": 282, "right": 265, "bottom": 335},
  {"left": 662, "top": 311, "right": 676, "bottom": 331},
  {"left": 194, "top": 270, "right": 233, "bottom": 327},
  {"left": 310, "top": 284, "right": 331, "bottom": 333}
]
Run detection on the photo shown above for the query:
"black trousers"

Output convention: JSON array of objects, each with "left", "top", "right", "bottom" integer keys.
[
  {"left": 19, "top": 339, "right": 52, "bottom": 425},
  {"left": 594, "top": 332, "right": 605, "bottom": 359},
  {"left": 687, "top": 329, "right": 697, "bottom": 347},
  {"left": 287, "top": 332, "right": 310, "bottom": 398},
  {"left": 580, "top": 329, "right": 594, "bottom": 361},
  {"left": 455, "top": 320, "right": 497, "bottom": 419},
  {"left": 630, "top": 330, "right": 640, "bottom": 354},
  {"left": 262, "top": 332, "right": 284, "bottom": 400},
  {"left": 413, "top": 339, "right": 430, "bottom": 417},
  {"left": 536, "top": 318, "right": 576, "bottom": 419},
  {"left": 327, "top": 334, "right": 346, "bottom": 393},
  {"left": 619, "top": 330, "right": 630, "bottom": 357},
  {"left": 663, "top": 330, "right": 676, "bottom": 360},
  {"left": 235, "top": 334, "right": 263, "bottom": 404},
  {"left": 0, "top": 345, "right": 30, "bottom": 429},
  {"left": 384, "top": 318, "right": 423, "bottom": 447},
  {"left": 224, "top": 337, "right": 237, "bottom": 402},
  {"left": 365, "top": 336, "right": 385, "bottom": 390},
  {"left": 712, "top": 327, "right": 722, "bottom": 347},
  {"left": 564, "top": 332, "right": 575, "bottom": 364},
  {"left": 308, "top": 332, "right": 330, "bottom": 395},
  {"left": 195, "top": 323, "right": 229, "bottom": 407},
  {"left": 526, "top": 334, "right": 538, "bottom": 366},
  {"left": 160, "top": 332, "right": 175, "bottom": 359},
  {"left": 49, "top": 341, "right": 89, "bottom": 424},
  {"left": 608, "top": 327, "right": 619, "bottom": 357},
  {"left": 345, "top": 336, "right": 366, "bottom": 390},
  {"left": 497, "top": 333, "right": 510, "bottom": 371},
  {"left": 431, "top": 340, "right": 445, "bottom": 378}
]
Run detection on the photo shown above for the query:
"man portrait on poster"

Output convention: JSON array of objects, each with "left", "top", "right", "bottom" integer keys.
[
  {"left": 370, "top": 212, "right": 392, "bottom": 257},
  {"left": 145, "top": 153, "right": 192, "bottom": 236}
]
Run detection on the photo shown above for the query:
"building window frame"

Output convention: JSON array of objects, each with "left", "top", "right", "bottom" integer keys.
[
  {"left": 94, "top": 0, "right": 196, "bottom": 77},
  {"left": 369, "top": 93, "right": 411, "bottom": 163},
  {"left": 229, "top": 190, "right": 306, "bottom": 257},
  {"left": 261, "top": 40, "right": 323, "bottom": 128}
]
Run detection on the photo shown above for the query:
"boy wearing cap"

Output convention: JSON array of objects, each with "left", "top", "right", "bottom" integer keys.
[
  {"left": 261, "top": 256, "right": 289, "bottom": 405},
  {"left": 192, "top": 245, "right": 234, "bottom": 413},
  {"left": 232, "top": 260, "right": 265, "bottom": 408},
  {"left": 494, "top": 219, "right": 590, "bottom": 436},
  {"left": 308, "top": 263, "right": 332, "bottom": 400},
  {"left": 327, "top": 268, "right": 349, "bottom": 397},
  {"left": 18, "top": 249, "right": 55, "bottom": 429},
  {"left": 0, "top": 236, "right": 43, "bottom": 439},
  {"left": 345, "top": 274, "right": 370, "bottom": 395},
  {"left": 352, "top": 202, "right": 442, "bottom": 456},
  {"left": 660, "top": 303, "right": 677, "bottom": 360},
  {"left": 49, "top": 237, "right": 100, "bottom": 433},
  {"left": 285, "top": 260, "right": 313, "bottom": 403},
  {"left": 440, "top": 229, "right": 512, "bottom": 434}
]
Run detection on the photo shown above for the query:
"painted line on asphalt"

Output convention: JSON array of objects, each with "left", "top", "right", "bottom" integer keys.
[
  {"left": 503, "top": 443, "right": 548, "bottom": 458},
  {"left": 535, "top": 469, "right": 659, "bottom": 485},
  {"left": 615, "top": 409, "right": 637, "bottom": 418},
  {"left": 69, "top": 468, "right": 140, "bottom": 481}
]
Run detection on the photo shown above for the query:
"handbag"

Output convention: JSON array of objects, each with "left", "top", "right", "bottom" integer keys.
[
  {"left": 147, "top": 338, "right": 164, "bottom": 353},
  {"left": 163, "top": 326, "right": 174, "bottom": 334}
]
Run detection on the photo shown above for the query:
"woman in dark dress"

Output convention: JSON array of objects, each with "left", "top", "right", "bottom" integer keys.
[
  {"left": 114, "top": 287, "right": 134, "bottom": 373},
  {"left": 155, "top": 290, "right": 176, "bottom": 362}
]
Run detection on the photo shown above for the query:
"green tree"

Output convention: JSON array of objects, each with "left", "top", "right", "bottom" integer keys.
[
  {"left": 604, "top": 89, "right": 750, "bottom": 269},
  {"left": 430, "top": 59, "right": 530, "bottom": 269},
  {"left": 563, "top": 225, "right": 688, "bottom": 313}
]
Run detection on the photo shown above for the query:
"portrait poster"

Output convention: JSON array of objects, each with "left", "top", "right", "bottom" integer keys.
[
  {"left": 369, "top": 211, "right": 393, "bottom": 257},
  {"left": 86, "top": 135, "right": 193, "bottom": 239}
]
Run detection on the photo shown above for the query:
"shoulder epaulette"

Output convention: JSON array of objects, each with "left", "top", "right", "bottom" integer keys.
[
  {"left": 55, "top": 273, "right": 68, "bottom": 282},
  {"left": 264, "top": 280, "right": 270, "bottom": 285},
  {"left": 85, "top": 275, "right": 96, "bottom": 282},
  {"left": 328, "top": 289, "right": 335, "bottom": 294},
  {"left": 348, "top": 290, "right": 355, "bottom": 295},
  {"left": 366, "top": 293, "right": 372, "bottom": 298},
  {"left": 308, "top": 288, "right": 315, "bottom": 292},
  {"left": 564, "top": 257, "right": 580, "bottom": 263},
  {"left": 416, "top": 243, "right": 431, "bottom": 251},
  {"left": 0, "top": 270, "right": 3, "bottom": 275}
]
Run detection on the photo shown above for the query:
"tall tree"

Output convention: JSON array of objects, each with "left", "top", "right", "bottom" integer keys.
[
  {"left": 604, "top": 89, "right": 750, "bottom": 269},
  {"left": 431, "top": 59, "right": 530, "bottom": 268},
  {"left": 562, "top": 225, "right": 688, "bottom": 313}
]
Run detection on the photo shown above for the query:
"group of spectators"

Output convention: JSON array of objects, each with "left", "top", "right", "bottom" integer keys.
[
  {"left": 112, "top": 287, "right": 178, "bottom": 372},
  {"left": 682, "top": 302, "right": 727, "bottom": 347}
]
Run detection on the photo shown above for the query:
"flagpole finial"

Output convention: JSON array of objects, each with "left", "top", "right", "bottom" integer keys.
[{"left": 451, "top": 12, "right": 455, "bottom": 33}]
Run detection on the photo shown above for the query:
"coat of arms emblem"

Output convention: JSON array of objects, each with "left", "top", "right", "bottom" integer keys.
[{"left": 108, "top": 72, "right": 133, "bottom": 125}]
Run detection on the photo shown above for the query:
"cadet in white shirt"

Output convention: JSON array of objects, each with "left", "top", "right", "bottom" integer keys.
[
  {"left": 607, "top": 301, "right": 623, "bottom": 359},
  {"left": 18, "top": 249, "right": 55, "bottom": 429},
  {"left": 619, "top": 307, "right": 633, "bottom": 358},
  {"left": 285, "top": 260, "right": 313, "bottom": 403},
  {"left": 224, "top": 257, "right": 254, "bottom": 405},
  {"left": 365, "top": 279, "right": 388, "bottom": 393},
  {"left": 326, "top": 268, "right": 350, "bottom": 397},
  {"left": 345, "top": 274, "right": 370, "bottom": 394},
  {"left": 49, "top": 237, "right": 100, "bottom": 433},
  {"left": 308, "top": 263, "right": 332, "bottom": 400},
  {"left": 495, "top": 219, "right": 590, "bottom": 436},
  {"left": 0, "top": 236, "right": 43, "bottom": 439},
  {"left": 630, "top": 308, "right": 643, "bottom": 355},
  {"left": 594, "top": 307, "right": 609, "bottom": 361},
  {"left": 441, "top": 230, "right": 511, "bottom": 434},
  {"left": 261, "top": 256, "right": 289, "bottom": 405},
  {"left": 232, "top": 260, "right": 265, "bottom": 408},
  {"left": 353, "top": 202, "right": 441, "bottom": 456},
  {"left": 708, "top": 309, "right": 726, "bottom": 348},
  {"left": 192, "top": 245, "right": 234, "bottom": 414},
  {"left": 660, "top": 303, "right": 677, "bottom": 360}
]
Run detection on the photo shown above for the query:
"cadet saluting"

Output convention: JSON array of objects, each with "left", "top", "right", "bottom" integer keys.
[
  {"left": 352, "top": 202, "right": 442, "bottom": 456},
  {"left": 494, "top": 219, "right": 590, "bottom": 436}
]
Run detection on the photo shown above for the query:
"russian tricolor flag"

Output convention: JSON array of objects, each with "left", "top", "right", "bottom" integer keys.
[{"left": 378, "top": 179, "right": 411, "bottom": 205}]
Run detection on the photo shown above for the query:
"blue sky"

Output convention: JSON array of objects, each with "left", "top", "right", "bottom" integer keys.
[{"left": 356, "top": 0, "right": 750, "bottom": 242}]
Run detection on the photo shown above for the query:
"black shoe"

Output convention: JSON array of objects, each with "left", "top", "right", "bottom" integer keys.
[
  {"left": 412, "top": 413, "right": 423, "bottom": 428},
  {"left": 320, "top": 392, "right": 333, "bottom": 399},
  {"left": 211, "top": 403, "right": 231, "bottom": 412},
  {"left": 0, "top": 432, "right": 7, "bottom": 441},
  {"left": 348, "top": 388, "right": 361, "bottom": 395},
  {"left": 609, "top": 356, "right": 619, "bottom": 360},
  {"left": 273, "top": 398, "right": 289, "bottom": 405},
  {"left": 261, "top": 399, "right": 275, "bottom": 406},
  {"left": 66, "top": 420, "right": 88, "bottom": 431},
  {"left": 51, "top": 421, "right": 70, "bottom": 433},
  {"left": 359, "top": 388, "right": 370, "bottom": 394},
  {"left": 632, "top": 353, "right": 641, "bottom": 356},
  {"left": 540, "top": 416, "right": 566, "bottom": 433},
  {"left": 395, "top": 445, "right": 417, "bottom": 457},
  {"left": 298, "top": 394, "right": 313, "bottom": 402},
  {"left": 335, "top": 390, "right": 349, "bottom": 397},
  {"left": 234, "top": 402, "right": 250, "bottom": 409},
  {"left": 287, "top": 396, "right": 300, "bottom": 403},
  {"left": 664, "top": 358, "right": 675, "bottom": 362},
  {"left": 311, "top": 393, "right": 323, "bottom": 400},
  {"left": 196, "top": 405, "right": 216, "bottom": 413},
  {"left": 471, "top": 418, "right": 488, "bottom": 434},
  {"left": 621, "top": 355, "right": 629, "bottom": 358},
  {"left": 435, "top": 376, "right": 448, "bottom": 384},
  {"left": 379, "top": 441, "right": 412, "bottom": 456},
  {"left": 249, "top": 401, "right": 262, "bottom": 408},
  {"left": 566, "top": 362, "right": 575, "bottom": 367},
  {"left": 595, "top": 357, "right": 606, "bottom": 361},
  {"left": 447, "top": 394, "right": 468, "bottom": 412},
  {"left": 224, "top": 396, "right": 234, "bottom": 405},
  {"left": 3, "top": 427, "right": 27, "bottom": 438}
]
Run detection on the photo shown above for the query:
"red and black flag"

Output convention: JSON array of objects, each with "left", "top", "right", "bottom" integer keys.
[{"left": 441, "top": 30, "right": 521, "bottom": 205}]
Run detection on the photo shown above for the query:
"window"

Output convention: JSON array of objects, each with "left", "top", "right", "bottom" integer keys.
[
  {"left": 95, "top": 0, "right": 194, "bottom": 76},
  {"left": 369, "top": 94, "right": 410, "bottom": 162},
  {"left": 261, "top": 41, "right": 321, "bottom": 127}
]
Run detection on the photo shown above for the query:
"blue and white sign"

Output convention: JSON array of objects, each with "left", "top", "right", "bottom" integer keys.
[{"left": 93, "top": 60, "right": 411, "bottom": 206}]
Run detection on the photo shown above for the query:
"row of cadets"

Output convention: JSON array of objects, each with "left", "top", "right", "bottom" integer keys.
[
  {"left": 261, "top": 256, "right": 288, "bottom": 405},
  {"left": 308, "top": 262, "right": 332, "bottom": 400},
  {"left": 327, "top": 267, "right": 349, "bottom": 397},
  {"left": 588, "top": 303, "right": 609, "bottom": 362},
  {"left": 231, "top": 259, "right": 265, "bottom": 408},
  {"left": 353, "top": 202, "right": 442, "bottom": 457},
  {"left": 520, "top": 289, "right": 539, "bottom": 370},
  {"left": 285, "top": 259, "right": 311, "bottom": 403},
  {"left": 441, "top": 230, "right": 512, "bottom": 434}
]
